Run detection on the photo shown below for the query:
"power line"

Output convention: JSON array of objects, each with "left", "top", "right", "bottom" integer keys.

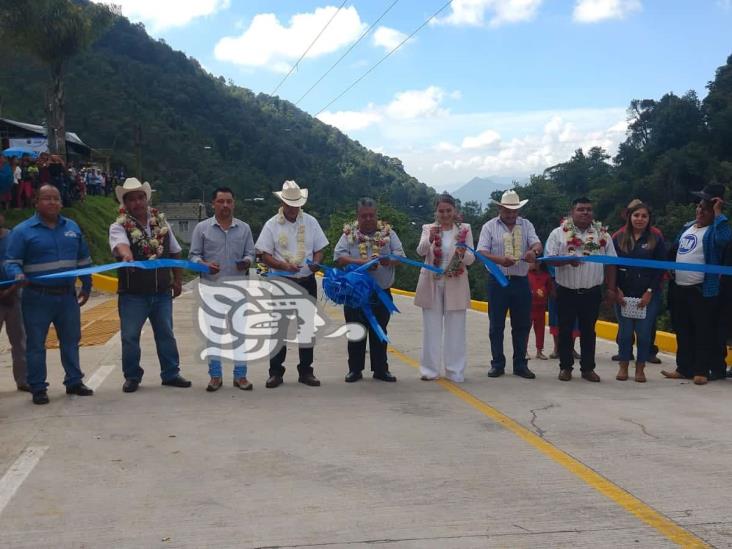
[
  {"left": 270, "top": 0, "right": 348, "bottom": 96},
  {"left": 315, "top": 0, "right": 453, "bottom": 117},
  {"left": 295, "top": 0, "right": 401, "bottom": 107}
]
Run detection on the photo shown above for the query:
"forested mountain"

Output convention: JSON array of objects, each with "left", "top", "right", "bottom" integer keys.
[{"left": 0, "top": 13, "right": 435, "bottom": 232}]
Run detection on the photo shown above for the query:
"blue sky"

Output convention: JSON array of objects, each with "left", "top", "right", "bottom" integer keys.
[{"left": 95, "top": 1, "right": 732, "bottom": 191}]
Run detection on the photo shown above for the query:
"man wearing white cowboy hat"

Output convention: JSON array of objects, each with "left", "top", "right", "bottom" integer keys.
[
  {"left": 477, "top": 189, "right": 542, "bottom": 379},
  {"left": 255, "top": 180, "right": 328, "bottom": 388},
  {"left": 109, "top": 177, "right": 191, "bottom": 393}
]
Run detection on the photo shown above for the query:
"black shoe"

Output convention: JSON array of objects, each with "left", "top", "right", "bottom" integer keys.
[
  {"left": 161, "top": 375, "right": 192, "bottom": 388},
  {"left": 32, "top": 391, "right": 49, "bottom": 405},
  {"left": 66, "top": 383, "right": 94, "bottom": 396},
  {"left": 612, "top": 353, "right": 634, "bottom": 361},
  {"left": 647, "top": 355, "right": 662, "bottom": 364},
  {"left": 513, "top": 368, "right": 536, "bottom": 379},
  {"left": 123, "top": 379, "right": 140, "bottom": 393},
  {"left": 373, "top": 371, "right": 397, "bottom": 382},
  {"left": 727, "top": 369, "right": 732, "bottom": 378},
  {"left": 345, "top": 371, "right": 363, "bottom": 383},
  {"left": 487, "top": 367, "right": 505, "bottom": 378},
  {"left": 16, "top": 383, "right": 31, "bottom": 393},
  {"left": 297, "top": 374, "right": 320, "bottom": 387},
  {"left": 266, "top": 375, "right": 283, "bottom": 388},
  {"left": 708, "top": 371, "right": 727, "bottom": 381},
  {"left": 298, "top": 374, "right": 321, "bottom": 387}
]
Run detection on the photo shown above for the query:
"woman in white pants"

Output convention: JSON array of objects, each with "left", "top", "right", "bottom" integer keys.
[{"left": 414, "top": 193, "right": 475, "bottom": 382}]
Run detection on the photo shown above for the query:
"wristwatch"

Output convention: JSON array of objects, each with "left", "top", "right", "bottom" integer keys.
[{"left": 646, "top": 288, "right": 653, "bottom": 293}]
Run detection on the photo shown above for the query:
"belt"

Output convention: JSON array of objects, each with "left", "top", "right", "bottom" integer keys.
[
  {"left": 27, "top": 284, "right": 75, "bottom": 295},
  {"left": 559, "top": 285, "right": 601, "bottom": 294}
]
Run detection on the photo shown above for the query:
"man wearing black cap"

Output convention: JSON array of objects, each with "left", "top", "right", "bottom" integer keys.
[{"left": 662, "top": 183, "right": 731, "bottom": 385}]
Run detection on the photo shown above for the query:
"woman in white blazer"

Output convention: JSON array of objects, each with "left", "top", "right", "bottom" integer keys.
[{"left": 414, "top": 193, "right": 475, "bottom": 382}]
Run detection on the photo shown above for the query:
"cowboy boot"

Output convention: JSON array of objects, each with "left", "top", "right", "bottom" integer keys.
[{"left": 634, "top": 362, "right": 646, "bottom": 383}]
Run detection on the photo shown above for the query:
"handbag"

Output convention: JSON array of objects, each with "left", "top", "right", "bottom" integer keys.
[{"left": 620, "top": 297, "right": 646, "bottom": 319}]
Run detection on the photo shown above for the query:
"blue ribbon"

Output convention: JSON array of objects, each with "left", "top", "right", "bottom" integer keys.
[
  {"left": 456, "top": 244, "right": 509, "bottom": 287},
  {"left": 309, "top": 259, "right": 400, "bottom": 343},
  {"left": 0, "top": 259, "right": 210, "bottom": 286},
  {"left": 540, "top": 255, "right": 732, "bottom": 275}
]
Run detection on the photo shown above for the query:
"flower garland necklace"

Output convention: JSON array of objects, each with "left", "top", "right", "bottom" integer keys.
[
  {"left": 277, "top": 207, "right": 306, "bottom": 264},
  {"left": 343, "top": 219, "right": 391, "bottom": 259},
  {"left": 116, "top": 207, "right": 169, "bottom": 259},
  {"left": 433, "top": 223, "right": 469, "bottom": 278},
  {"left": 561, "top": 217, "right": 609, "bottom": 255}
]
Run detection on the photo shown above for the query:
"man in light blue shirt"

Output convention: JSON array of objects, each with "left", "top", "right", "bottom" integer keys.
[
  {"left": 4, "top": 185, "right": 93, "bottom": 405},
  {"left": 189, "top": 186, "right": 255, "bottom": 392}
]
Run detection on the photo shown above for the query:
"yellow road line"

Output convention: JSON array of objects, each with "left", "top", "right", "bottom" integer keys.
[{"left": 388, "top": 346, "right": 709, "bottom": 548}]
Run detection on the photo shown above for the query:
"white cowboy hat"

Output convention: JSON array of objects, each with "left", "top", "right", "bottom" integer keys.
[
  {"left": 491, "top": 189, "right": 528, "bottom": 210},
  {"left": 273, "top": 180, "right": 308, "bottom": 207},
  {"left": 115, "top": 177, "right": 152, "bottom": 203}
]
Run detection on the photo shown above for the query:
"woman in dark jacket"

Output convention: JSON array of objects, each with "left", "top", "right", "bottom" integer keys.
[{"left": 613, "top": 201, "right": 666, "bottom": 382}]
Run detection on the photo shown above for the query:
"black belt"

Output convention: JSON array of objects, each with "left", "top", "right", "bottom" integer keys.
[
  {"left": 559, "top": 285, "right": 601, "bottom": 295},
  {"left": 27, "top": 284, "right": 75, "bottom": 295}
]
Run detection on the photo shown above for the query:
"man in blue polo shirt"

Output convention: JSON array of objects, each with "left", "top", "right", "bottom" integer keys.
[{"left": 4, "top": 184, "right": 93, "bottom": 405}]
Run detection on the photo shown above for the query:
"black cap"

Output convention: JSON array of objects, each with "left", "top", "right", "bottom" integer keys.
[{"left": 691, "top": 183, "right": 725, "bottom": 202}]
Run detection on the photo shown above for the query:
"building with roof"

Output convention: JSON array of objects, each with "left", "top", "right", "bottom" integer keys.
[
  {"left": 0, "top": 117, "right": 92, "bottom": 158},
  {"left": 157, "top": 202, "right": 206, "bottom": 244}
]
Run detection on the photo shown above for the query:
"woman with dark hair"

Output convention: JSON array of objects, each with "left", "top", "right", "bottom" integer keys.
[
  {"left": 414, "top": 193, "right": 475, "bottom": 382},
  {"left": 612, "top": 200, "right": 666, "bottom": 382}
]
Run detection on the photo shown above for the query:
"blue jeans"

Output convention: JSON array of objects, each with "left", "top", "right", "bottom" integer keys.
[
  {"left": 119, "top": 293, "right": 180, "bottom": 382},
  {"left": 486, "top": 276, "right": 531, "bottom": 372},
  {"left": 22, "top": 288, "right": 83, "bottom": 393},
  {"left": 616, "top": 292, "right": 660, "bottom": 363}
]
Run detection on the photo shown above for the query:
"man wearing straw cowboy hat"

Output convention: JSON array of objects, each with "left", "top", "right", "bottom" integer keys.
[
  {"left": 109, "top": 177, "right": 191, "bottom": 393},
  {"left": 477, "top": 189, "right": 542, "bottom": 379},
  {"left": 255, "top": 180, "right": 328, "bottom": 388}
]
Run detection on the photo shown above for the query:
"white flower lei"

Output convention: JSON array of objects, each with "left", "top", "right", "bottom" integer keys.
[
  {"left": 342, "top": 220, "right": 391, "bottom": 259},
  {"left": 276, "top": 207, "right": 306, "bottom": 264}
]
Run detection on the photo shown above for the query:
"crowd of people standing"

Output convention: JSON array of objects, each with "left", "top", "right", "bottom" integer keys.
[{"left": 0, "top": 177, "right": 730, "bottom": 405}]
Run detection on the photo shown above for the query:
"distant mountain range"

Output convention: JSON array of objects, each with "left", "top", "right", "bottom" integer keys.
[{"left": 451, "top": 176, "right": 521, "bottom": 207}]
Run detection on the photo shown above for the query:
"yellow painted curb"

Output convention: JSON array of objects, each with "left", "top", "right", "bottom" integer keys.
[{"left": 91, "top": 273, "right": 118, "bottom": 294}]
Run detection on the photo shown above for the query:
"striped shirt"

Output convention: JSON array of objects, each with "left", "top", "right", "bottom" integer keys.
[
  {"left": 477, "top": 216, "right": 540, "bottom": 276},
  {"left": 545, "top": 224, "right": 617, "bottom": 289}
]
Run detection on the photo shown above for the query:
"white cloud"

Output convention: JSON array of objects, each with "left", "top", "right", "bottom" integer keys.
[
  {"left": 214, "top": 6, "right": 366, "bottom": 71},
  {"left": 317, "top": 86, "right": 455, "bottom": 133},
  {"left": 573, "top": 0, "right": 642, "bottom": 23},
  {"left": 462, "top": 129, "right": 502, "bottom": 149},
  {"left": 317, "top": 109, "right": 382, "bottom": 132},
  {"left": 385, "top": 86, "right": 450, "bottom": 119},
  {"left": 372, "top": 26, "right": 408, "bottom": 51},
  {"left": 93, "top": 0, "right": 229, "bottom": 32},
  {"left": 433, "top": 0, "right": 543, "bottom": 27},
  {"left": 434, "top": 142, "right": 461, "bottom": 153}
]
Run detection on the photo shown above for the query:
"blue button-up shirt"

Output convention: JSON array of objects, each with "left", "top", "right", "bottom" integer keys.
[
  {"left": 188, "top": 216, "right": 256, "bottom": 281},
  {"left": 3, "top": 213, "right": 92, "bottom": 291}
]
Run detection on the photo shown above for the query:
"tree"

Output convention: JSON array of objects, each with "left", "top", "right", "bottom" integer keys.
[{"left": 0, "top": 0, "right": 115, "bottom": 157}]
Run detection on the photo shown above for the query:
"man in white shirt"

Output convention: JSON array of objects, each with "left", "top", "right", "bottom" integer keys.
[
  {"left": 255, "top": 180, "right": 328, "bottom": 389},
  {"left": 545, "top": 197, "right": 617, "bottom": 382},
  {"left": 477, "top": 190, "right": 542, "bottom": 379}
]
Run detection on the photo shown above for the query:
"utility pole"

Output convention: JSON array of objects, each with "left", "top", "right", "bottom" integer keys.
[{"left": 133, "top": 123, "right": 142, "bottom": 179}]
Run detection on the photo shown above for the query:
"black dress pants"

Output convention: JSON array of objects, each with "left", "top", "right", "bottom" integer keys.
[
  {"left": 343, "top": 289, "right": 391, "bottom": 374},
  {"left": 269, "top": 275, "right": 317, "bottom": 378},
  {"left": 557, "top": 285, "right": 601, "bottom": 372},
  {"left": 670, "top": 282, "right": 721, "bottom": 378}
]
